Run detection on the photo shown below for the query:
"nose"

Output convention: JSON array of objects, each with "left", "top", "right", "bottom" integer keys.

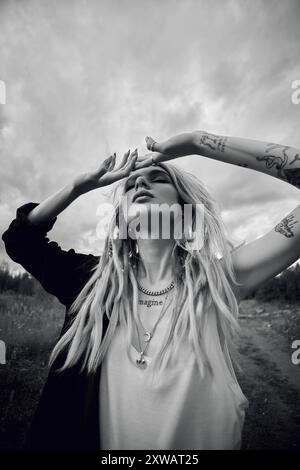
[{"left": 134, "top": 175, "right": 150, "bottom": 191}]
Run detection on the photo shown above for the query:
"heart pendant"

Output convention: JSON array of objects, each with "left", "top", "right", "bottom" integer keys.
[{"left": 136, "top": 354, "right": 146, "bottom": 366}]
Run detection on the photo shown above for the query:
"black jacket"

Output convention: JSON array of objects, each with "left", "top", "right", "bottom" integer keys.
[{"left": 2, "top": 202, "right": 109, "bottom": 450}]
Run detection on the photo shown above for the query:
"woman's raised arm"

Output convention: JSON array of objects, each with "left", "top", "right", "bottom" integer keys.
[
  {"left": 2, "top": 150, "right": 138, "bottom": 306},
  {"left": 141, "top": 132, "right": 300, "bottom": 190},
  {"left": 140, "top": 133, "right": 300, "bottom": 302},
  {"left": 27, "top": 149, "right": 138, "bottom": 225}
]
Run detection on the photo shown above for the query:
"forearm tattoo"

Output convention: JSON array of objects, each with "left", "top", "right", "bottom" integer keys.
[
  {"left": 275, "top": 214, "right": 298, "bottom": 238},
  {"left": 199, "top": 132, "right": 228, "bottom": 153},
  {"left": 256, "top": 143, "right": 300, "bottom": 188}
]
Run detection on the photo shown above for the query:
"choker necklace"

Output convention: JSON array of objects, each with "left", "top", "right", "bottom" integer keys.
[{"left": 137, "top": 280, "right": 175, "bottom": 296}]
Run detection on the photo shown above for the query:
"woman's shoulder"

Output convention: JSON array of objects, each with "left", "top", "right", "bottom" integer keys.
[
  {"left": 67, "top": 251, "right": 100, "bottom": 287},
  {"left": 60, "top": 252, "right": 100, "bottom": 309},
  {"left": 70, "top": 251, "right": 100, "bottom": 271}
]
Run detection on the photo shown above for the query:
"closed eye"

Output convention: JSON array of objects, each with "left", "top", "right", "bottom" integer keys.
[
  {"left": 126, "top": 179, "right": 165, "bottom": 191},
  {"left": 153, "top": 177, "right": 167, "bottom": 182}
]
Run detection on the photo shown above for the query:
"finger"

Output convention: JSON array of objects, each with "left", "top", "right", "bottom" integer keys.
[
  {"left": 115, "top": 149, "right": 130, "bottom": 171},
  {"left": 107, "top": 154, "right": 138, "bottom": 184},
  {"left": 122, "top": 152, "right": 138, "bottom": 174},
  {"left": 106, "top": 155, "right": 114, "bottom": 170},
  {"left": 124, "top": 148, "right": 138, "bottom": 166},
  {"left": 103, "top": 155, "right": 114, "bottom": 167},
  {"left": 125, "top": 150, "right": 138, "bottom": 168},
  {"left": 118, "top": 149, "right": 137, "bottom": 171},
  {"left": 107, "top": 153, "right": 117, "bottom": 171},
  {"left": 109, "top": 150, "right": 138, "bottom": 181},
  {"left": 133, "top": 158, "right": 152, "bottom": 170},
  {"left": 145, "top": 136, "right": 154, "bottom": 150},
  {"left": 96, "top": 155, "right": 114, "bottom": 177},
  {"left": 98, "top": 155, "right": 112, "bottom": 174},
  {"left": 111, "top": 153, "right": 117, "bottom": 168}
]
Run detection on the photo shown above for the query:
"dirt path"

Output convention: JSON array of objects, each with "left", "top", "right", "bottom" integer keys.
[
  {"left": 237, "top": 300, "right": 300, "bottom": 450},
  {"left": 242, "top": 323, "right": 300, "bottom": 392},
  {"left": 1, "top": 294, "right": 300, "bottom": 450}
]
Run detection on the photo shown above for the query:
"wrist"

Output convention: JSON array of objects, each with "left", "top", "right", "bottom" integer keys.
[
  {"left": 149, "top": 140, "right": 157, "bottom": 152},
  {"left": 167, "top": 132, "right": 198, "bottom": 157},
  {"left": 70, "top": 178, "right": 89, "bottom": 198}
]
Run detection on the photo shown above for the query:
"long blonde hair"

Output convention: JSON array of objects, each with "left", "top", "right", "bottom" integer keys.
[{"left": 49, "top": 162, "right": 243, "bottom": 382}]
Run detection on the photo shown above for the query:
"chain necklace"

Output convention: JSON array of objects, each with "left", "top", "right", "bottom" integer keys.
[
  {"left": 137, "top": 279, "right": 175, "bottom": 296},
  {"left": 135, "top": 293, "right": 172, "bottom": 367}
]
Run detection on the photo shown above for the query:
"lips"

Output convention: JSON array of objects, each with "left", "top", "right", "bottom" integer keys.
[{"left": 133, "top": 190, "right": 154, "bottom": 202}]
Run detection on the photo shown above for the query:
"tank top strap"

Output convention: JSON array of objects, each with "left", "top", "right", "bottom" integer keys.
[{"left": 204, "top": 304, "right": 249, "bottom": 408}]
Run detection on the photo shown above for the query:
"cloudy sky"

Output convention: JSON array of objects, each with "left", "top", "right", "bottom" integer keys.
[{"left": 0, "top": 0, "right": 300, "bottom": 272}]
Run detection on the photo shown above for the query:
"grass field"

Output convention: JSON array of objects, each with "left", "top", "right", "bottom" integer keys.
[{"left": 0, "top": 292, "right": 299, "bottom": 450}]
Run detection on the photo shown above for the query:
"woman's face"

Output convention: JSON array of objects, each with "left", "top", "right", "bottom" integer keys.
[
  {"left": 121, "top": 166, "right": 181, "bottom": 239},
  {"left": 124, "top": 166, "right": 180, "bottom": 207}
]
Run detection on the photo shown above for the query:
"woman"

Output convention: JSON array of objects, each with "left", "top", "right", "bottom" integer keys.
[{"left": 2, "top": 131, "right": 300, "bottom": 450}]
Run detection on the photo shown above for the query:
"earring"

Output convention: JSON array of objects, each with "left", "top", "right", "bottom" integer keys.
[
  {"left": 113, "top": 225, "right": 120, "bottom": 240},
  {"left": 128, "top": 242, "right": 139, "bottom": 270},
  {"left": 108, "top": 240, "right": 113, "bottom": 258},
  {"left": 177, "top": 249, "right": 185, "bottom": 283},
  {"left": 179, "top": 248, "right": 186, "bottom": 266},
  {"left": 129, "top": 241, "right": 139, "bottom": 257},
  {"left": 184, "top": 226, "right": 194, "bottom": 242}
]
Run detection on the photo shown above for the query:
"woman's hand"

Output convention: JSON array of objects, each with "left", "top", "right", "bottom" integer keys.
[
  {"left": 73, "top": 149, "right": 138, "bottom": 195},
  {"left": 134, "top": 151, "right": 166, "bottom": 170},
  {"left": 134, "top": 134, "right": 197, "bottom": 170},
  {"left": 145, "top": 136, "right": 161, "bottom": 153},
  {"left": 145, "top": 133, "right": 197, "bottom": 158}
]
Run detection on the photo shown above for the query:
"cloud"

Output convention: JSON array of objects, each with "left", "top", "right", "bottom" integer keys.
[{"left": 0, "top": 0, "right": 300, "bottom": 272}]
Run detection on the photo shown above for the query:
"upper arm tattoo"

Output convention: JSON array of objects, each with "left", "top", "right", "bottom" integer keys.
[
  {"left": 256, "top": 143, "right": 300, "bottom": 189},
  {"left": 275, "top": 214, "right": 298, "bottom": 238},
  {"left": 282, "top": 165, "right": 300, "bottom": 188}
]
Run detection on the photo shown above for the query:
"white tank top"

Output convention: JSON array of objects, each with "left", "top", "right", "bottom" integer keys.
[{"left": 99, "top": 305, "right": 248, "bottom": 450}]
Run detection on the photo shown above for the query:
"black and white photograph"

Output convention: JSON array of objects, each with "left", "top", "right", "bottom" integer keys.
[{"left": 0, "top": 0, "right": 300, "bottom": 460}]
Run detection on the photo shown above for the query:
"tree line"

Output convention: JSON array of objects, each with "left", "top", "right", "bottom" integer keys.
[
  {"left": 1, "top": 261, "right": 300, "bottom": 302},
  {"left": 0, "top": 262, "right": 41, "bottom": 296}
]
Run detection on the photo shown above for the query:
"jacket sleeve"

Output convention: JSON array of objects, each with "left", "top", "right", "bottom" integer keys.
[{"left": 1, "top": 202, "right": 100, "bottom": 307}]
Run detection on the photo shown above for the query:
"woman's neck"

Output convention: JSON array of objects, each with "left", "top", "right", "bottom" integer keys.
[{"left": 136, "top": 239, "right": 175, "bottom": 286}]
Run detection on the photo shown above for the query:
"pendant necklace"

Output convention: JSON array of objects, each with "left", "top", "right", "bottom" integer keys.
[{"left": 135, "top": 280, "right": 175, "bottom": 368}]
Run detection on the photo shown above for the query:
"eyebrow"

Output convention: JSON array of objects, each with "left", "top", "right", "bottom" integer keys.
[{"left": 125, "top": 169, "right": 170, "bottom": 186}]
